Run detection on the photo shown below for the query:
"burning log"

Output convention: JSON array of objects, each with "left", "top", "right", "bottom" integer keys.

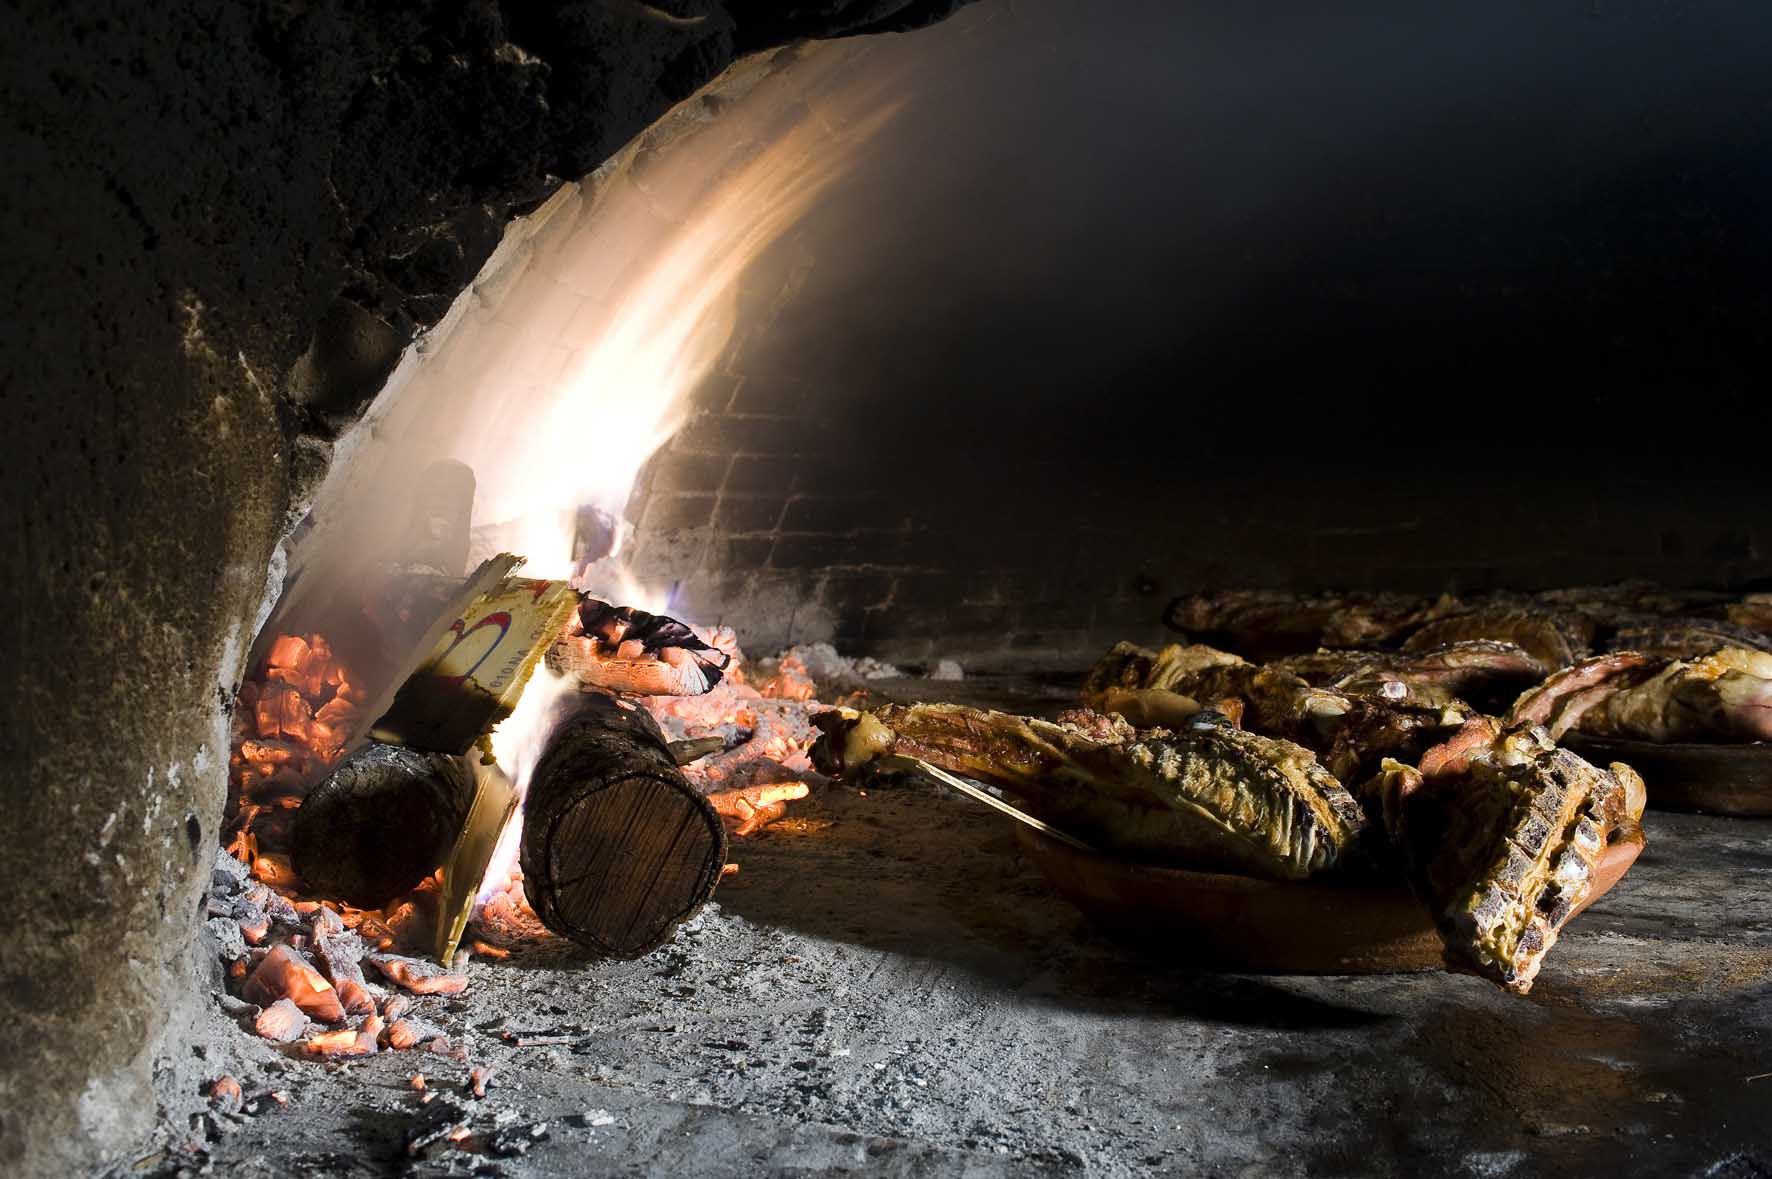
[
  {"left": 290, "top": 743, "right": 474, "bottom": 909},
  {"left": 520, "top": 693, "right": 728, "bottom": 958}
]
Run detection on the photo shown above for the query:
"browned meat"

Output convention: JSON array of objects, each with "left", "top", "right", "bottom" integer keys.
[
  {"left": 1535, "top": 582, "right": 1735, "bottom": 621},
  {"left": 1402, "top": 607, "right": 1594, "bottom": 670},
  {"left": 1727, "top": 593, "right": 1772, "bottom": 636},
  {"left": 810, "top": 703, "right": 1367, "bottom": 880},
  {"left": 1277, "top": 641, "right": 1548, "bottom": 711},
  {"left": 1605, "top": 617, "right": 1772, "bottom": 659},
  {"left": 1574, "top": 649, "right": 1772, "bottom": 743},
  {"left": 1509, "top": 647, "right": 1772, "bottom": 743},
  {"left": 1506, "top": 652, "right": 1662, "bottom": 737},
  {"left": 1375, "top": 724, "right": 1643, "bottom": 993},
  {"left": 1165, "top": 590, "right": 1461, "bottom": 658},
  {"left": 1082, "top": 642, "right": 1350, "bottom": 747}
]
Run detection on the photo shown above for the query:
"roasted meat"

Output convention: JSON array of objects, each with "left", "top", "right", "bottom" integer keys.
[
  {"left": 1602, "top": 617, "right": 1772, "bottom": 659},
  {"left": 1083, "top": 641, "right": 1468, "bottom": 790},
  {"left": 1402, "top": 606, "right": 1594, "bottom": 671},
  {"left": 1509, "top": 647, "right": 1772, "bottom": 743},
  {"left": 1535, "top": 582, "right": 1736, "bottom": 623},
  {"left": 1726, "top": 593, "right": 1772, "bottom": 636},
  {"left": 1276, "top": 641, "right": 1547, "bottom": 711},
  {"left": 1373, "top": 721, "right": 1643, "bottom": 993},
  {"left": 1081, "top": 642, "right": 1347, "bottom": 745},
  {"left": 1164, "top": 590, "right": 1461, "bottom": 658},
  {"left": 810, "top": 703, "right": 1367, "bottom": 880}
]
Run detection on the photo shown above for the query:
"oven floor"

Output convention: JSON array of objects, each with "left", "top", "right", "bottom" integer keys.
[{"left": 176, "top": 675, "right": 1772, "bottom": 1176}]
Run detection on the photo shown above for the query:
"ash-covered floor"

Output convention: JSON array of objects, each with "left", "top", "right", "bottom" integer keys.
[{"left": 154, "top": 675, "right": 1771, "bottom": 1177}]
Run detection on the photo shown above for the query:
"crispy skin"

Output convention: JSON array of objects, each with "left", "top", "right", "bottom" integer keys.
[
  {"left": 1536, "top": 582, "right": 1736, "bottom": 623},
  {"left": 1383, "top": 725, "right": 1638, "bottom": 993},
  {"left": 810, "top": 703, "right": 1365, "bottom": 880},
  {"left": 1084, "top": 642, "right": 1468, "bottom": 791},
  {"left": 1403, "top": 607, "right": 1594, "bottom": 671}
]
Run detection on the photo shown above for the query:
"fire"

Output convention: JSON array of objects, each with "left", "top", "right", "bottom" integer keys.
[
  {"left": 227, "top": 632, "right": 361, "bottom": 863},
  {"left": 452, "top": 87, "right": 905, "bottom": 581}
]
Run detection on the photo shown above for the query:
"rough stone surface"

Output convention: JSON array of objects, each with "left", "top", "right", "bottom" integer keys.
[
  {"left": 0, "top": 4, "right": 970, "bottom": 1175},
  {"left": 156, "top": 675, "right": 1770, "bottom": 1176}
]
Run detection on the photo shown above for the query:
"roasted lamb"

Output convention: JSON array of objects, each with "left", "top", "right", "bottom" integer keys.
[
  {"left": 809, "top": 703, "right": 1367, "bottom": 881},
  {"left": 1370, "top": 720, "right": 1643, "bottom": 993},
  {"left": 1509, "top": 647, "right": 1772, "bottom": 743}
]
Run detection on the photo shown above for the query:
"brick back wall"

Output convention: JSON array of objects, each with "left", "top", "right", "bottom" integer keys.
[
  {"left": 608, "top": 0, "right": 1772, "bottom": 670},
  {"left": 622, "top": 257, "right": 1772, "bottom": 668}
]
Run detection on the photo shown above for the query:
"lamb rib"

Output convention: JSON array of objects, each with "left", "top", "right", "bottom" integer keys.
[
  {"left": 1371, "top": 722, "right": 1643, "bottom": 993},
  {"left": 810, "top": 703, "right": 1366, "bottom": 881}
]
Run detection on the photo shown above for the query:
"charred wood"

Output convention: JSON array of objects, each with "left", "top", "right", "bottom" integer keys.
[
  {"left": 290, "top": 742, "right": 474, "bottom": 908},
  {"left": 520, "top": 694, "right": 728, "bottom": 958}
]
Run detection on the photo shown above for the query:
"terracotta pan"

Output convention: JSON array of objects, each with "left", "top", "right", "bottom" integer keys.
[
  {"left": 1561, "top": 734, "right": 1772, "bottom": 817},
  {"left": 1014, "top": 825, "right": 1645, "bottom": 974}
]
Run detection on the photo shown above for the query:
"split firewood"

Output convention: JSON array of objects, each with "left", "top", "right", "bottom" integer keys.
[
  {"left": 383, "top": 994, "right": 412, "bottom": 1021},
  {"left": 519, "top": 693, "right": 727, "bottom": 958},
  {"left": 242, "top": 946, "right": 346, "bottom": 1023},
  {"left": 290, "top": 743, "right": 474, "bottom": 909},
  {"left": 368, "top": 953, "right": 469, "bottom": 996},
  {"left": 253, "top": 998, "right": 311, "bottom": 1042},
  {"left": 546, "top": 599, "right": 730, "bottom": 696},
  {"left": 305, "top": 1013, "right": 382, "bottom": 1058},
  {"left": 313, "top": 933, "right": 376, "bottom": 1017},
  {"left": 707, "top": 782, "right": 810, "bottom": 836}
]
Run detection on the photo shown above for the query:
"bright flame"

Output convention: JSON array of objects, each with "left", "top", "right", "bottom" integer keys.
[
  {"left": 444, "top": 65, "right": 905, "bottom": 581},
  {"left": 472, "top": 664, "right": 581, "bottom": 902}
]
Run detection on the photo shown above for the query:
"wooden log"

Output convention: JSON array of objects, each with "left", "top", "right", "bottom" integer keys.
[
  {"left": 520, "top": 694, "right": 727, "bottom": 958},
  {"left": 290, "top": 742, "right": 474, "bottom": 908}
]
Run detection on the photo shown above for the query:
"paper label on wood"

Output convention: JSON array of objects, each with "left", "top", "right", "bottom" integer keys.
[{"left": 370, "top": 571, "right": 578, "bottom": 755}]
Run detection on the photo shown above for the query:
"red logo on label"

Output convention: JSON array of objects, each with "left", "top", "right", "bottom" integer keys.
[{"left": 433, "top": 612, "right": 513, "bottom": 686}]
